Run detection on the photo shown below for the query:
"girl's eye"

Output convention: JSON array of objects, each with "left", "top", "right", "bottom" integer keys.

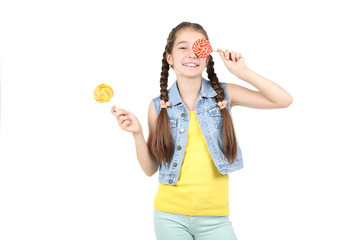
[{"left": 180, "top": 47, "right": 186, "bottom": 49}]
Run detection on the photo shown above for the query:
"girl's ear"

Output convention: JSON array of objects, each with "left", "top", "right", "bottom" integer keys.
[{"left": 166, "top": 52, "right": 173, "bottom": 66}]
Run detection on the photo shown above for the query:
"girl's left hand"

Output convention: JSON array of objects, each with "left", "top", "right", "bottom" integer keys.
[{"left": 215, "top": 49, "right": 247, "bottom": 75}]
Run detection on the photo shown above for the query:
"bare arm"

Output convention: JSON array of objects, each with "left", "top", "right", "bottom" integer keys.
[
  {"left": 228, "top": 68, "right": 293, "bottom": 109},
  {"left": 226, "top": 81, "right": 292, "bottom": 109},
  {"left": 132, "top": 101, "right": 159, "bottom": 177},
  {"left": 215, "top": 49, "right": 293, "bottom": 109}
]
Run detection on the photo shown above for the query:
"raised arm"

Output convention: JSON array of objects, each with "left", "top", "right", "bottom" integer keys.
[
  {"left": 226, "top": 80, "right": 292, "bottom": 109},
  {"left": 227, "top": 68, "right": 293, "bottom": 109},
  {"left": 216, "top": 49, "right": 293, "bottom": 109}
]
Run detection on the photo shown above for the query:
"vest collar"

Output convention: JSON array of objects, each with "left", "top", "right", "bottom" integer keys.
[{"left": 168, "top": 77, "right": 217, "bottom": 106}]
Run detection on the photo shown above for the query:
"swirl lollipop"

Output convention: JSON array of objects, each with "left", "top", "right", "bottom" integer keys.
[
  {"left": 93, "top": 84, "right": 114, "bottom": 103},
  {"left": 193, "top": 39, "right": 213, "bottom": 58}
]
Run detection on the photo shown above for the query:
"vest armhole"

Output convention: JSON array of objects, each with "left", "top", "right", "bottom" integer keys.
[
  {"left": 220, "top": 82, "right": 230, "bottom": 103},
  {"left": 152, "top": 97, "right": 161, "bottom": 117}
]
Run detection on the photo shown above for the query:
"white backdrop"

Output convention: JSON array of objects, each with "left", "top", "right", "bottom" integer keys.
[{"left": 1, "top": 0, "right": 359, "bottom": 239}]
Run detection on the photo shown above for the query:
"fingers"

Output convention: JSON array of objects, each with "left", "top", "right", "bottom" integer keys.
[
  {"left": 231, "top": 51, "right": 237, "bottom": 61},
  {"left": 217, "top": 48, "right": 226, "bottom": 62},
  {"left": 110, "top": 106, "right": 132, "bottom": 128},
  {"left": 217, "top": 49, "right": 232, "bottom": 61},
  {"left": 216, "top": 49, "right": 242, "bottom": 62},
  {"left": 119, "top": 115, "right": 130, "bottom": 127},
  {"left": 225, "top": 49, "right": 230, "bottom": 60},
  {"left": 235, "top": 52, "right": 241, "bottom": 62},
  {"left": 235, "top": 52, "right": 243, "bottom": 62},
  {"left": 111, "top": 106, "right": 130, "bottom": 125},
  {"left": 111, "top": 105, "right": 119, "bottom": 114},
  {"left": 110, "top": 106, "right": 138, "bottom": 131},
  {"left": 111, "top": 106, "right": 127, "bottom": 116}
]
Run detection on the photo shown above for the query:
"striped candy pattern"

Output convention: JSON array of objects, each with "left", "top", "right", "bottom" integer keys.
[
  {"left": 93, "top": 84, "right": 114, "bottom": 103},
  {"left": 193, "top": 39, "right": 213, "bottom": 58}
]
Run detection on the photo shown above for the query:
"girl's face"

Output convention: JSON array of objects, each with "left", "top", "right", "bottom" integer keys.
[{"left": 166, "top": 29, "right": 209, "bottom": 80}]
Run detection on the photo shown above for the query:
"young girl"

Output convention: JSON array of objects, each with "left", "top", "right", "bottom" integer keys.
[{"left": 111, "top": 22, "right": 292, "bottom": 240}]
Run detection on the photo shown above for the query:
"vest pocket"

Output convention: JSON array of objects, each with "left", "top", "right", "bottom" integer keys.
[
  {"left": 169, "top": 118, "right": 177, "bottom": 128},
  {"left": 169, "top": 118, "right": 178, "bottom": 139},
  {"left": 208, "top": 106, "right": 223, "bottom": 129}
]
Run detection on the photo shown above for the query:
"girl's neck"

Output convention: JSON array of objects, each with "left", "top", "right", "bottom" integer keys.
[
  {"left": 176, "top": 76, "right": 202, "bottom": 111},
  {"left": 176, "top": 76, "right": 202, "bottom": 100}
]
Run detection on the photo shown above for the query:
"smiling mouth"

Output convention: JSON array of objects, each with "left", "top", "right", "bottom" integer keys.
[{"left": 183, "top": 63, "right": 199, "bottom": 67}]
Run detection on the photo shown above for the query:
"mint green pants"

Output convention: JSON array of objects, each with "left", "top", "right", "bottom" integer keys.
[{"left": 154, "top": 209, "right": 238, "bottom": 240}]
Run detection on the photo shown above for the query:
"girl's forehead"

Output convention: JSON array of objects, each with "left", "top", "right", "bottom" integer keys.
[{"left": 175, "top": 30, "right": 206, "bottom": 44}]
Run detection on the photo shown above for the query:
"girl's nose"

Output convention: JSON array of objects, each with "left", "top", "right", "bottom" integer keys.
[{"left": 189, "top": 50, "right": 197, "bottom": 58}]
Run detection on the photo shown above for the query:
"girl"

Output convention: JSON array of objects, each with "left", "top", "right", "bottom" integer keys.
[{"left": 111, "top": 22, "right": 292, "bottom": 240}]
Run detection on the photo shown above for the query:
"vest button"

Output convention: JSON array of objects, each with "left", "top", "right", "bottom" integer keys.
[
  {"left": 179, "top": 128, "right": 185, "bottom": 133},
  {"left": 181, "top": 113, "right": 186, "bottom": 117},
  {"left": 177, "top": 145, "right": 182, "bottom": 150},
  {"left": 168, "top": 179, "right": 173, "bottom": 184},
  {"left": 172, "top": 162, "right": 177, "bottom": 167}
]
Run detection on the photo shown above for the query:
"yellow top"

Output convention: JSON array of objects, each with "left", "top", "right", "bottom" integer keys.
[{"left": 154, "top": 111, "right": 229, "bottom": 216}]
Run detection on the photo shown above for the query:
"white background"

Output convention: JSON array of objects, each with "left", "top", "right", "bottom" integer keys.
[{"left": 1, "top": 0, "right": 359, "bottom": 239}]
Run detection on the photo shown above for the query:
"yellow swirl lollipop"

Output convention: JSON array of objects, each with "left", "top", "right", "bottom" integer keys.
[{"left": 94, "top": 84, "right": 114, "bottom": 103}]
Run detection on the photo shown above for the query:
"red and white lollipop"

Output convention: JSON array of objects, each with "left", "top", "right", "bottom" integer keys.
[{"left": 193, "top": 39, "right": 213, "bottom": 58}]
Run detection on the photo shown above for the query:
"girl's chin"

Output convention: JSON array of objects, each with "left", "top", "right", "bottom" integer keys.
[
  {"left": 177, "top": 73, "right": 203, "bottom": 79},
  {"left": 174, "top": 67, "right": 204, "bottom": 78}
]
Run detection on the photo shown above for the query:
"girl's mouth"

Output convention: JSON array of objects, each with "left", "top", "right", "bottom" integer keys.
[{"left": 183, "top": 63, "right": 199, "bottom": 68}]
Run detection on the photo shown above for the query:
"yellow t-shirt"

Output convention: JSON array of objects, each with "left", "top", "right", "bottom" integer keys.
[{"left": 154, "top": 111, "right": 229, "bottom": 216}]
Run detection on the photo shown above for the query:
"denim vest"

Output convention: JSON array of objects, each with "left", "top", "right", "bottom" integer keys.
[{"left": 152, "top": 77, "right": 244, "bottom": 185}]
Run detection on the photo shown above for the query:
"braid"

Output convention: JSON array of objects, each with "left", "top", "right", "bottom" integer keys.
[
  {"left": 207, "top": 55, "right": 238, "bottom": 164},
  {"left": 206, "top": 55, "right": 225, "bottom": 102},
  {"left": 160, "top": 51, "right": 170, "bottom": 102},
  {"left": 147, "top": 48, "right": 174, "bottom": 168}
]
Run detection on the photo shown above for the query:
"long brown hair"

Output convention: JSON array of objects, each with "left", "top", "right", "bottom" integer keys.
[{"left": 147, "top": 22, "right": 237, "bottom": 168}]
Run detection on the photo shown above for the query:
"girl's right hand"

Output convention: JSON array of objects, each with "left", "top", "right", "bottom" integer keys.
[{"left": 111, "top": 105, "right": 142, "bottom": 134}]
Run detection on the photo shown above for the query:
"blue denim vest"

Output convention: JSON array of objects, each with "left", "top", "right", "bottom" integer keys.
[{"left": 152, "top": 77, "right": 244, "bottom": 185}]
